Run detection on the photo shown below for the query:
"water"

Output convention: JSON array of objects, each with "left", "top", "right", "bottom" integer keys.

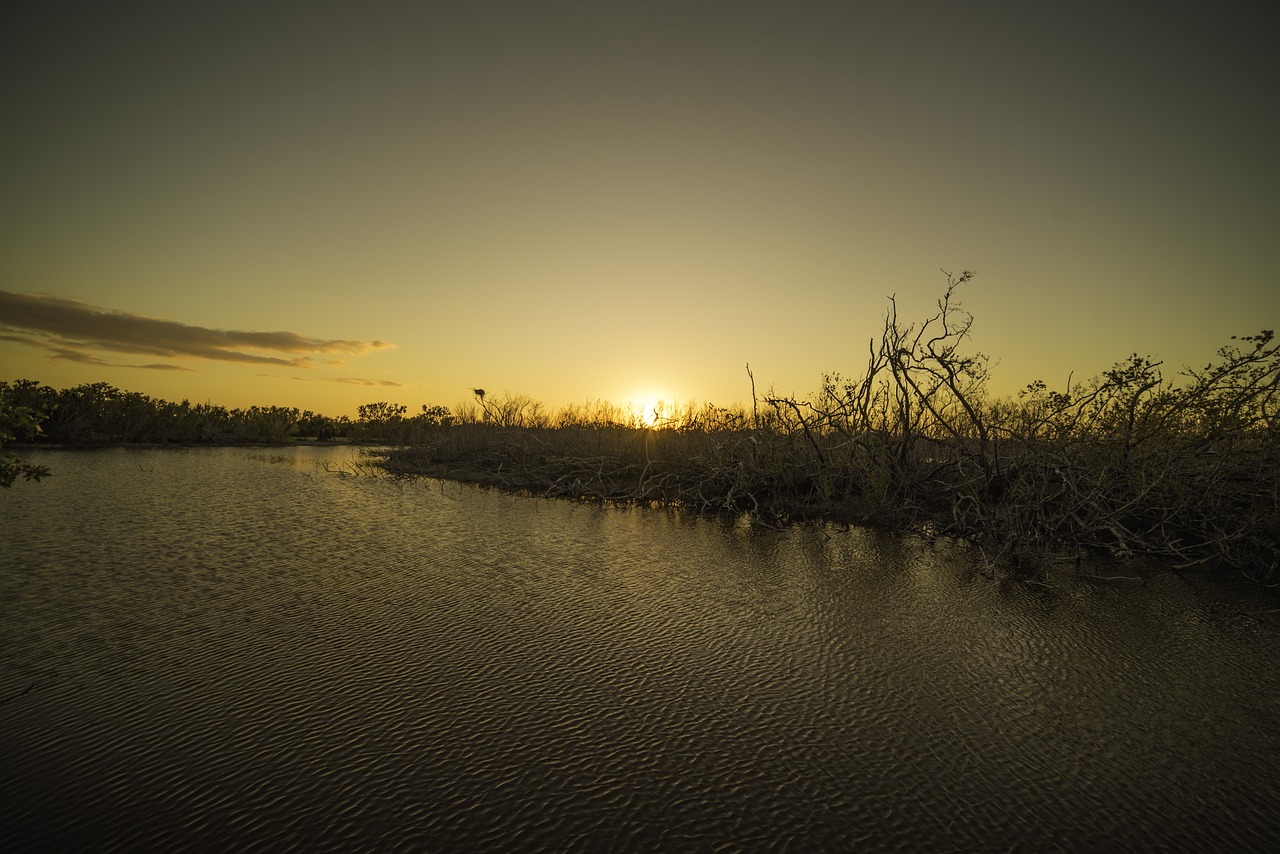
[{"left": 2, "top": 446, "right": 1278, "bottom": 851}]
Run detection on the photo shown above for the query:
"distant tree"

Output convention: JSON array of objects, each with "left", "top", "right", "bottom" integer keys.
[
  {"left": 471, "top": 389, "right": 544, "bottom": 427},
  {"left": 298, "top": 410, "right": 347, "bottom": 440},
  {"left": 418, "top": 404, "right": 453, "bottom": 428},
  {"left": 353, "top": 401, "right": 409, "bottom": 442},
  {"left": 357, "top": 401, "right": 408, "bottom": 423}
]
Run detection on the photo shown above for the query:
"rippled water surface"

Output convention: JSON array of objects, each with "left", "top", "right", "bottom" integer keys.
[{"left": 3, "top": 446, "right": 1279, "bottom": 851}]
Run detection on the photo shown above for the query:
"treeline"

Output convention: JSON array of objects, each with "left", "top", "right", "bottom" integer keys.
[
  {"left": 0, "top": 381, "right": 675, "bottom": 449},
  {"left": 376, "top": 273, "right": 1280, "bottom": 583},
  {"left": 0, "top": 380, "right": 457, "bottom": 446}
]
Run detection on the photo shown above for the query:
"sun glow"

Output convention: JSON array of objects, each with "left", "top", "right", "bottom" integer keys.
[{"left": 626, "top": 393, "right": 670, "bottom": 428}]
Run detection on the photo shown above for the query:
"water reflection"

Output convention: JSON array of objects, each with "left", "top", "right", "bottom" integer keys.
[{"left": 1, "top": 446, "right": 1278, "bottom": 850}]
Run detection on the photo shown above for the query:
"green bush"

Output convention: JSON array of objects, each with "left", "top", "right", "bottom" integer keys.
[{"left": 0, "top": 382, "right": 51, "bottom": 487}]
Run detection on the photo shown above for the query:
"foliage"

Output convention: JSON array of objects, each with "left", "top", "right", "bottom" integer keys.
[
  {"left": 0, "top": 382, "right": 52, "bottom": 487},
  {"left": 349, "top": 401, "right": 456, "bottom": 444},
  {"left": 0, "top": 381, "right": 350, "bottom": 446}
]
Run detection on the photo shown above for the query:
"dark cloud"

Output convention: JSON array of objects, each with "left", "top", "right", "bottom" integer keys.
[
  {"left": 0, "top": 290, "right": 392, "bottom": 367},
  {"left": 47, "top": 348, "right": 112, "bottom": 365},
  {"left": 333, "top": 377, "right": 405, "bottom": 387},
  {"left": 288, "top": 375, "right": 404, "bottom": 387},
  {"left": 47, "top": 346, "right": 196, "bottom": 371}
]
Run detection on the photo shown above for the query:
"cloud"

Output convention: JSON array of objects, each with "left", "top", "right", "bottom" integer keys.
[
  {"left": 45, "top": 347, "right": 107, "bottom": 365},
  {"left": 46, "top": 347, "right": 196, "bottom": 371},
  {"left": 289, "top": 375, "right": 405, "bottom": 387},
  {"left": 0, "top": 290, "right": 392, "bottom": 367},
  {"left": 333, "top": 376, "right": 405, "bottom": 387}
]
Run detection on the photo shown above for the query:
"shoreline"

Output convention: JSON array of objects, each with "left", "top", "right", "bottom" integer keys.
[
  {"left": 8, "top": 437, "right": 365, "bottom": 450},
  {"left": 10, "top": 439, "right": 1280, "bottom": 604}
]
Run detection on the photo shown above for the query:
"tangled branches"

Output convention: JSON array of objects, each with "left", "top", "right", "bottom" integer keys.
[{"left": 377, "top": 272, "right": 1278, "bottom": 583}]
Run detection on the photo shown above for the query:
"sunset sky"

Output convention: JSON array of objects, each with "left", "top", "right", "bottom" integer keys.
[{"left": 3, "top": 1, "right": 1277, "bottom": 418}]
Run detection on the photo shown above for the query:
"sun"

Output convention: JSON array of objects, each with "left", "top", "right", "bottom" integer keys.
[{"left": 625, "top": 391, "right": 670, "bottom": 428}]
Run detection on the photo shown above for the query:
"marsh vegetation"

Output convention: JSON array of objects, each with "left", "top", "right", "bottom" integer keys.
[
  {"left": 7, "top": 273, "right": 1277, "bottom": 581},
  {"left": 377, "top": 273, "right": 1280, "bottom": 582}
]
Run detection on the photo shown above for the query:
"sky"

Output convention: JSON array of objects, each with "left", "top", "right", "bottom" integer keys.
[{"left": 3, "top": 1, "right": 1277, "bottom": 419}]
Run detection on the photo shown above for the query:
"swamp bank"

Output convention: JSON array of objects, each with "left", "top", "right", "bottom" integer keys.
[
  {"left": 7, "top": 276, "right": 1277, "bottom": 584},
  {"left": 375, "top": 278, "right": 1279, "bottom": 585}
]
